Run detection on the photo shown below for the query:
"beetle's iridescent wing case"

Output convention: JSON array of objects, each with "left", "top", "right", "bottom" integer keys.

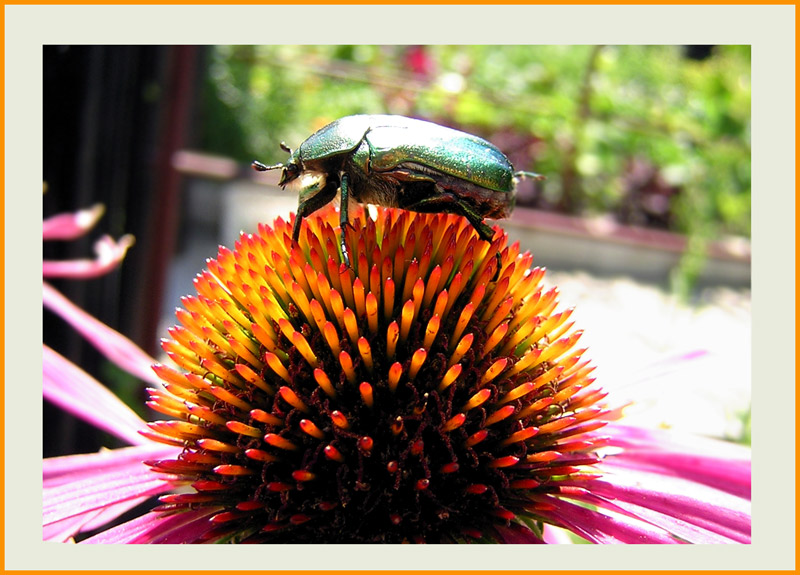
[{"left": 364, "top": 117, "right": 515, "bottom": 194}]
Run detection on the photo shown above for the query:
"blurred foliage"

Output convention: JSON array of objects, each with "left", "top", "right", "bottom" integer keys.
[
  {"left": 730, "top": 406, "right": 752, "bottom": 447},
  {"left": 197, "top": 45, "right": 750, "bottom": 291}
]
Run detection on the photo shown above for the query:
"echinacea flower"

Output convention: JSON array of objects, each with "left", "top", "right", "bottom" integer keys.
[{"left": 43, "top": 203, "right": 750, "bottom": 544}]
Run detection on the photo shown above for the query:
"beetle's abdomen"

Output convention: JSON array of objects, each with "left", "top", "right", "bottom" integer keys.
[{"left": 419, "top": 165, "right": 515, "bottom": 219}]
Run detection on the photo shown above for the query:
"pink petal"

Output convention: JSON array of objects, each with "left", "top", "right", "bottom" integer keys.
[
  {"left": 558, "top": 486, "right": 739, "bottom": 544},
  {"left": 82, "top": 507, "right": 220, "bottom": 544},
  {"left": 79, "top": 496, "right": 152, "bottom": 531},
  {"left": 43, "top": 444, "right": 181, "bottom": 540},
  {"left": 43, "top": 282, "right": 163, "bottom": 387},
  {"left": 44, "top": 511, "right": 104, "bottom": 542},
  {"left": 603, "top": 449, "right": 750, "bottom": 499},
  {"left": 44, "top": 443, "right": 180, "bottom": 485},
  {"left": 593, "top": 494, "right": 738, "bottom": 544},
  {"left": 42, "top": 498, "right": 152, "bottom": 542},
  {"left": 43, "top": 345, "right": 149, "bottom": 446},
  {"left": 567, "top": 471, "right": 750, "bottom": 543},
  {"left": 604, "top": 423, "right": 751, "bottom": 459},
  {"left": 602, "top": 424, "right": 751, "bottom": 499},
  {"left": 42, "top": 205, "right": 104, "bottom": 240},
  {"left": 43, "top": 443, "right": 181, "bottom": 541},
  {"left": 542, "top": 524, "right": 574, "bottom": 544},
  {"left": 540, "top": 495, "right": 681, "bottom": 544},
  {"left": 43, "top": 234, "right": 134, "bottom": 279},
  {"left": 43, "top": 452, "right": 178, "bottom": 535}
]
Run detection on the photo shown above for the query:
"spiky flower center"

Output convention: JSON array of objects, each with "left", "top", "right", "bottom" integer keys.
[{"left": 146, "top": 205, "right": 609, "bottom": 543}]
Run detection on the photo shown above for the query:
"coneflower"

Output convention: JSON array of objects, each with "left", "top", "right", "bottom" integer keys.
[
  {"left": 43, "top": 203, "right": 750, "bottom": 545},
  {"left": 138, "top": 204, "right": 747, "bottom": 544}
]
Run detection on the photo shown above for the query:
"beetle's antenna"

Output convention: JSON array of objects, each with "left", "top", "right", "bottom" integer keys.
[
  {"left": 279, "top": 141, "right": 293, "bottom": 155},
  {"left": 252, "top": 160, "right": 283, "bottom": 172},
  {"left": 514, "top": 171, "right": 546, "bottom": 181}
]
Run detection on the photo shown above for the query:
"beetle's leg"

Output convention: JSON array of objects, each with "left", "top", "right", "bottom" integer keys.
[
  {"left": 403, "top": 194, "right": 493, "bottom": 241},
  {"left": 403, "top": 193, "right": 503, "bottom": 281},
  {"left": 453, "top": 204, "right": 505, "bottom": 283},
  {"left": 338, "top": 172, "right": 353, "bottom": 268},
  {"left": 292, "top": 183, "right": 337, "bottom": 244}
]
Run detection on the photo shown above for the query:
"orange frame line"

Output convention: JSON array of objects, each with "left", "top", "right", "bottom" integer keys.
[
  {"left": 1, "top": 0, "right": 798, "bottom": 4},
  {"left": 6, "top": 3, "right": 795, "bottom": 573}
]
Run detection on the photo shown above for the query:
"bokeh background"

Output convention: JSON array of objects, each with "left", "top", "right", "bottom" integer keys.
[{"left": 43, "top": 44, "right": 751, "bottom": 460}]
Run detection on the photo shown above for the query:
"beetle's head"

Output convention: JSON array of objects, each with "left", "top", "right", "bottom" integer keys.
[
  {"left": 252, "top": 141, "right": 305, "bottom": 186},
  {"left": 276, "top": 162, "right": 301, "bottom": 186},
  {"left": 252, "top": 157, "right": 327, "bottom": 205},
  {"left": 251, "top": 157, "right": 302, "bottom": 183}
]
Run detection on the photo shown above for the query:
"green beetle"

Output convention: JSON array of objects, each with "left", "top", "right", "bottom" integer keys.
[{"left": 253, "top": 114, "right": 542, "bottom": 272}]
